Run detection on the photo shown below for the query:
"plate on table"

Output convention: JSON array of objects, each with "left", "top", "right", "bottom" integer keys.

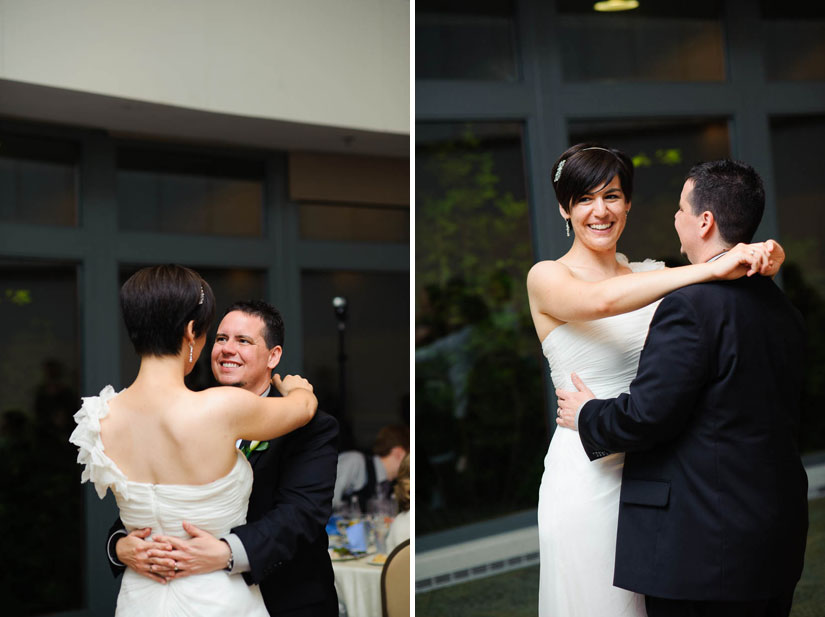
[
  {"left": 367, "top": 553, "right": 387, "bottom": 566},
  {"left": 329, "top": 547, "right": 368, "bottom": 562}
]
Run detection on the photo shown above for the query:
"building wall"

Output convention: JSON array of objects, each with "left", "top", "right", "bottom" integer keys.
[{"left": 0, "top": 0, "right": 409, "bottom": 135}]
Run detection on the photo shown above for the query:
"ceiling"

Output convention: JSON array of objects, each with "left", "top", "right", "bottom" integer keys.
[{"left": 0, "top": 79, "right": 409, "bottom": 158}]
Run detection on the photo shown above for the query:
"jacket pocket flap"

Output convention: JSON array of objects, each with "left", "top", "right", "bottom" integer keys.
[{"left": 621, "top": 480, "right": 670, "bottom": 507}]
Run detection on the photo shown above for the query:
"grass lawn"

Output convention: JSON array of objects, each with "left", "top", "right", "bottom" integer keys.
[{"left": 416, "top": 498, "right": 825, "bottom": 617}]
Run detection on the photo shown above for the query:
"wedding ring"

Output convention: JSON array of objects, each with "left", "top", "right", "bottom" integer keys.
[
  {"left": 557, "top": 408, "right": 562, "bottom": 418},
  {"left": 750, "top": 249, "right": 755, "bottom": 255},
  {"left": 174, "top": 563, "right": 179, "bottom": 572}
]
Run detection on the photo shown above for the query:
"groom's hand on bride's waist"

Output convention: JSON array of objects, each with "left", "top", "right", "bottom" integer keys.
[
  {"left": 116, "top": 527, "right": 174, "bottom": 584},
  {"left": 149, "top": 521, "right": 231, "bottom": 580},
  {"left": 555, "top": 373, "right": 595, "bottom": 431}
]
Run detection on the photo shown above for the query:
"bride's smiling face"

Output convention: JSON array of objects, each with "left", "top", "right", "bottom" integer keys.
[{"left": 561, "top": 175, "right": 630, "bottom": 251}]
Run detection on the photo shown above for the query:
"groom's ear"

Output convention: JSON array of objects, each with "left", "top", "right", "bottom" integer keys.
[
  {"left": 267, "top": 345, "right": 283, "bottom": 370},
  {"left": 698, "top": 210, "right": 715, "bottom": 238}
]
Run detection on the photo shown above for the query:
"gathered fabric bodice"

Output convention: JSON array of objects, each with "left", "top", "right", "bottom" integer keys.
[
  {"left": 542, "top": 256, "right": 664, "bottom": 401},
  {"left": 70, "top": 385, "right": 268, "bottom": 617}
]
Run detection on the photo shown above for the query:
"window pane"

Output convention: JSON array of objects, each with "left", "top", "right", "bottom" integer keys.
[
  {"left": 117, "top": 147, "right": 264, "bottom": 236},
  {"left": 557, "top": 1, "right": 724, "bottom": 82},
  {"left": 299, "top": 203, "right": 410, "bottom": 243},
  {"left": 770, "top": 115, "right": 825, "bottom": 454},
  {"left": 119, "top": 266, "right": 266, "bottom": 390},
  {"left": 761, "top": 2, "right": 825, "bottom": 81},
  {"left": 0, "top": 261, "right": 82, "bottom": 614},
  {"left": 416, "top": 0, "right": 518, "bottom": 81},
  {"left": 301, "top": 270, "right": 410, "bottom": 451},
  {"left": 569, "top": 118, "right": 730, "bottom": 266},
  {"left": 415, "top": 122, "right": 546, "bottom": 534},
  {"left": 0, "top": 133, "right": 78, "bottom": 226}
]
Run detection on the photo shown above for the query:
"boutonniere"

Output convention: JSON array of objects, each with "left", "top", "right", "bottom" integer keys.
[{"left": 242, "top": 440, "right": 269, "bottom": 458}]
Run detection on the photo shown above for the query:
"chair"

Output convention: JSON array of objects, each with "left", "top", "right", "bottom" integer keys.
[{"left": 380, "top": 538, "right": 410, "bottom": 617}]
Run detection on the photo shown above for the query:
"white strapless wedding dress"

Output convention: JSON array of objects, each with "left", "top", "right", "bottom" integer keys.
[
  {"left": 537, "top": 256, "right": 663, "bottom": 617},
  {"left": 70, "top": 386, "right": 269, "bottom": 617}
]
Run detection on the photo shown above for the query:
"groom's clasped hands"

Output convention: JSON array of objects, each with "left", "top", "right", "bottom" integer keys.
[
  {"left": 118, "top": 520, "right": 233, "bottom": 583},
  {"left": 115, "top": 527, "right": 175, "bottom": 584},
  {"left": 146, "top": 521, "right": 231, "bottom": 581}
]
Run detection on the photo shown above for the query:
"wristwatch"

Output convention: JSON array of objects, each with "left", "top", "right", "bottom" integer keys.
[{"left": 219, "top": 538, "right": 234, "bottom": 572}]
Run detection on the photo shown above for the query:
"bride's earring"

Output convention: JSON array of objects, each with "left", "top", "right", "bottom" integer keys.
[
  {"left": 188, "top": 343, "right": 194, "bottom": 363},
  {"left": 565, "top": 218, "right": 571, "bottom": 237}
]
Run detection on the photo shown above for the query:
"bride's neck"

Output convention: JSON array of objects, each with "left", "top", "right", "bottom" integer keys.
[
  {"left": 563, "top": 243, "right": 623, "bottom": 276},
  {"left": 131, "top": 354, "right": 188, "bottom": 392}
]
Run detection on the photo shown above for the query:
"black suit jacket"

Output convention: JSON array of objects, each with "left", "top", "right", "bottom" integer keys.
[
  {"left": 107, "top": 388, "right": 339, "bottom": 616},
  {"left": 578, "top": 276, "right": 808, "bottom": 602},
  {"left": 234, "top": 389, "right": 339, "bottom": 615}
]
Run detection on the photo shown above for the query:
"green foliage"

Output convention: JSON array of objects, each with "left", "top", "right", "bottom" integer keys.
[
  {"left": 416, "top": 126, "right": 548, "bottom": 535},
  {"left": 2, "top": 288, "right": 32, "bottom": 305},
  {"left": 416, "top": 127, "right": 532, "bottom": 301},
  {"left": 631, "top": 148, "right": 682, "bottom": 169}
]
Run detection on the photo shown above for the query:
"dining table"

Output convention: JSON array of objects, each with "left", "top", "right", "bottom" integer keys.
[
  {"left": 331, "top": 551, "right": 385, "bottom": 617},
  {"left": 328, "top": 508, "right": 395, "bottom": 617}
]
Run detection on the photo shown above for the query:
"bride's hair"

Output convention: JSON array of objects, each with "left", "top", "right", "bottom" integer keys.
[
  {"left": 551, "top": 143, "right": 634, "bottom": 214},
  {"left": 120, "top": 264, "right": 216, "bottom": 357}
]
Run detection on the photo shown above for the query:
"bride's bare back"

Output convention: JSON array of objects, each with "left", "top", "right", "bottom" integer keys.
[{"left": 101, "top": 387, "right": 237, "bottom": 486}]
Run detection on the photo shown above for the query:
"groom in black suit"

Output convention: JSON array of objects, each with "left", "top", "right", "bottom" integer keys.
[
  {"left": 108, "top": 300, "right": 339, "bottom": 616},
  {"left": 557, "top": 160, "right": 808, "bottom": 617}
]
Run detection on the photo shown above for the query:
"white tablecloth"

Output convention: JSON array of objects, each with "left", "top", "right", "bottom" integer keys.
[{"left": 332, "top": 554, "right": 383, "bottom": 617}]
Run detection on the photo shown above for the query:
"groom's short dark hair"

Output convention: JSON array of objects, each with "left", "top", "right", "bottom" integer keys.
[
  {"left": 685, "top": 159, "right": 765, "bottom": 245},
  {"left": 223, "top": 300, "right": 285, "bottom": 349}
]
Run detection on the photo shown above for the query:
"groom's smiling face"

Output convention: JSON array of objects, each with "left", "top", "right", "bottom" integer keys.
[{"left": 210, "top": 310, "right": 281, "bottom": 394}]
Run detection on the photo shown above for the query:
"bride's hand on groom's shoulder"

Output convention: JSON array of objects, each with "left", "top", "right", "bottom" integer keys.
[
  {"left": 272, "top": 373, "right": 315, "bottom": 396},
  {"left": 762, "top": 240, "right": 785, "bottom": 277},
  {"left": 712, "top": 241, "right": 784, "bottom": 280}
]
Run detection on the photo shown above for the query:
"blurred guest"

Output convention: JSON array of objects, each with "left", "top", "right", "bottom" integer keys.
[
  {"left": 385, "top": 453, "right": 410, "bottom": 553},
  {"left": 333, "top": 424, "right": 409, "bottom": 513}
]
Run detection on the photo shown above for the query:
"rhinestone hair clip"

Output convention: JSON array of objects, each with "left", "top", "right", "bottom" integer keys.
[
  {"left": 554, "top": 159, "right": 566, "bottom": 183},
  {"left": 198, "top": 285, "right": 205, "bottom": 305}
]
